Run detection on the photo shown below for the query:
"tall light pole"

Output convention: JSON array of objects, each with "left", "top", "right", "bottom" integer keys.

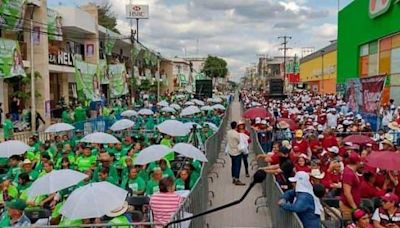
[{"left": 29, "top": 5, "right": 36, "bottom": 132}]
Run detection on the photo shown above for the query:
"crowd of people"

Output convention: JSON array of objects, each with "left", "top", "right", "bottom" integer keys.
[
  {"left": 241, "top": 90, "right": 400, "bottom": 228},
  {"left": 0, "top": 92, "right": 230, "bottom": 227}
]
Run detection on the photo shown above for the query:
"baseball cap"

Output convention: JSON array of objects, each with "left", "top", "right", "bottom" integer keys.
[
  {"left": 289, "top": 171, "right": 309, "bottom": 182},
  {"left": 6, "top": 199, "right": 26, "bottom": 211},
  {"left": 327, "top": 146, "right": 339, "bottom": 154},
  {"left": 381, "top": 193, "right": 399, "bottom": 203},
  {"left": 348, "top": 152, "right": 361, "bottom": 164}
]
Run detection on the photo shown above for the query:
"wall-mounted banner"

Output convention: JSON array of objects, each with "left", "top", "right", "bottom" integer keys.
[
  {"left": 359, "top": 75, "right": 386, "bottom": 114},
  {"left": 345, "top": 78, "right": 362, "bottom": 113},
  {"left": 108, "top": 64, "right": 129, "bottom": 98},
  {"left": 47, "top": 8, "right": 63, "bottom": 41},
  {"left": 74, "top": 59, "right": 100, "bottom": 101},
  {"left": 0, "top": 0, "right": 27, "bottom": 30},
  {"left": 104, "top": 33, "right": 116, "bottom": 56},
  {"left": 0, "top": 38, "right": 26, "bottom": 78}
]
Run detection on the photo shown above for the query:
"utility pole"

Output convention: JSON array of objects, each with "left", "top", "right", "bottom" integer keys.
[{"left": 278, "top": 35, "right": 292, "bottom": 92}]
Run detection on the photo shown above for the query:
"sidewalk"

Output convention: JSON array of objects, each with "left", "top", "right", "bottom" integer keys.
[{"left": 206, "top": 96, "right": 272, "bottom": 228}]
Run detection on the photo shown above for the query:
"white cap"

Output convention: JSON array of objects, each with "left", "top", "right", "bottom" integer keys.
[{"left": 327, "top": 146, "right": 339, "bottom": 154}]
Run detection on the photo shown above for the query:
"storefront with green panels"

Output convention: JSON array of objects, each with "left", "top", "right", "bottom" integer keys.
[{"left": 338, "top": 0, "right": 400, "bottom": 103}]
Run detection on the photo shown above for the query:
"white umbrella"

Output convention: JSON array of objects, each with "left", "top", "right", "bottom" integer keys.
[
  {"left": 157, "top": 100, "right": 169, "bottom": 107},
  {"left": 121, "top": 110, "right": 138, "bottom": 117},
  {"left": 184, "top": 101, "right": 195, "bottom": 106},
  {"left": 212, "top": 104, "right": 226, "bottom": 110},
  {"left": 45, "top": 123, "right": 75, "bottom": 133},
  {"left": 0, "top": 140, "right": 30, "bottom": 158},
  {"left": 176, "top": 94, "right": 185, "bottom": 99},
  {"left": 191, "top": 99, "right": 205, "bottom": 106},
  {"left": 160, "top": 107, "right": 176, "bottom": 113},
  {"left": 138, "top": 108, "right": 154, "bottom": 115},
  {"left": 80, "top": 132, "right": 120, "bottom": 144},
  {"left": 180, "top": 106, "right": 201, "bottom": 117},
  {"left": 28, "top": 169, "right": 88, "bottom": 197},
  {"left": 170, "top": 104, "right": 181, "bottom": 110},
  {"left": 61, "top": 182, "right": 127, "bottom": 219},
  {"left": 173, "top": 143, "right": 208, "bottom": 162},
  {"left": 157, "top": 120, "right": 190, "bottom": 136},
  {"left": 200, "top": 106, "right": 214, "bottom": 111},
  {"left": 251, "top": 101, "right": 262, "bottom": 107},
  {"left": 110, "top": 119, "right": 135, "bottom": 131},
  {"left": 208, "top": 97, "right": 222, "bottom": 103},
  {"left": 134, "top": 145, "right": 171, "bottom": 165},
  {"left": 184, "top": 122, "right": 202, "bottom": 129},
  {"left": 204, "top": 122, "right": 218, "bottom": 132}
]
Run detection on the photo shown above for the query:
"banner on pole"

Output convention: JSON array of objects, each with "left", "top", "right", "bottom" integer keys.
[
  {"left": 98, "top": 59, "right": 109, "bottom": 84},
  {"left": 0, "top": 0, "right": 27, "bottom": 30},
  {"left": 345, "top": 78, "right": 362, "bottom": 113},
  {"left": 359, "top": 75, "right": 386, "bottom": 114},
  {"left": 74, "top": 59, "right": 100, "bottom": 101},
  {"left": 0, "top": 38, "right": 26, "bottom": 78},
  {"left": 47, "top": 8, "right": 63, "bottom": 41},
  {"left": 108, "top": 64, "right": 129, "bottom": 98}
]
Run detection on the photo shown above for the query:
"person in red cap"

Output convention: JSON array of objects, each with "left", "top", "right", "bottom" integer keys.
[
  {"left": 340, "top": 152, "right": 362, "bottom": 221},
  {"left": 372, "top": 192, "right": 400, "bottom": 228},
  {"left": 346, "top": 208, "right": 373, "bottom": 228}
]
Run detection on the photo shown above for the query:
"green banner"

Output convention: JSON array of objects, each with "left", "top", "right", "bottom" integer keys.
[
  {"left": 108, "top": 64, "right": 129, "bottom": 98},
  {"left": 47, "top": 8, "right": 63, "bottom": 41},
  {"left": 0, "top": 38, "right": 26, "bottom": 78},
  {"left": 0, "top": 0, "right": 26, "bottom": 30},
  {"left": 97, "top": 59, "right": 109, "bottom": 84},
  {"left": 105, "top": 34, "right": 116, "bottom": 56},
  {"left": 74, "top": 59, "right": 100, "bottom": 101}
]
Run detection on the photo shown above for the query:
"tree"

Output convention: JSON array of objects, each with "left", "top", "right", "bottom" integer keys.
[
  {"left": 202, "top": 56, "right": 228, "bottom": 78},
  {"left": 92, "top": 0, "right": 120, "bottom": 34}
]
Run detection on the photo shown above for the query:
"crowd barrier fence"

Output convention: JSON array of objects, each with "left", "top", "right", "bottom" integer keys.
[{"left": 250, "top": 123, "right": 304, "bottom": 228}]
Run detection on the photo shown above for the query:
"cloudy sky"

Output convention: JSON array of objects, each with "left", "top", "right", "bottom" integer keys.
[{"left": 49, "top": 0, "right": 352, "bottom": 81}]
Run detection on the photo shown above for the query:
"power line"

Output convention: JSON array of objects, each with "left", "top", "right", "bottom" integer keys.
[{"left": 278, "top": 35, "right": 292, "bottom": 85}]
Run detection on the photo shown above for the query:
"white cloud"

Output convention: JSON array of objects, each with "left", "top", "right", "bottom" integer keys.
[{"left": 107, "top": 0, "right": 337, "bottom": 79}]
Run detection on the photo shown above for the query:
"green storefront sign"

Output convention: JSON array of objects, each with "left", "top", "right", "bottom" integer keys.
[{"left": 338, "top": 0, "right": 400, "bottom": 83}]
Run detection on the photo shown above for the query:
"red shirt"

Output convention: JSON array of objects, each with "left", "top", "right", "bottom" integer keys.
[
  {"left": 317, "top": 115, "right": 327, "bottom": 125},
  {"left": 292, "top": 140, "right": 309, "bottom": 154},
  {"left": 340, "top": 166, "right": 361, "bottom": 207},
  {"left": 270, "top": 152, "right": 280, "bottom": 165},
  {"left": 322, "top": 135, "right": 338, "bottom": 149},
  {"left": 360, "top": 180, "right": 385, "bottom": 198},
  {"left": 281, "top": 110, "right": 289, "bottom": 118},
  {"left": 295, "top": 164, "right": 311, "bottom": 173},
  {"left": 309, "top": 139, "right": 321, "bottom": 155}
]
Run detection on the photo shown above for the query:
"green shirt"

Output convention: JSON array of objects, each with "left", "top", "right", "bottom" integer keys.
[
  {"left": 121, "top": 176, "right": 146, "bottom": 195},
  {"left": 73, "top": 107, "right": 86, "bottom": 122},
  {"left": 145, "top": 179, "right": 159, "bottom": 196},
  {"left": 62, "top": 111, "right": 73, "bottom": 124},
  {"left": 160, "top": 138, "right": 174, "bottom": 161},
  {"left": 162, "top": 168, "right": 175, "bottom": 179},
  {"left": 75, "top": 155, "right": 96, "bottom": 172},
  {"left": 175, "top": 178, "right": 186, "bottom": 191},
  {"left": 3, "top": 119, "right": 13, "bottom": 140},
  {"left": 0, "top": 185, "right": 18, "bottom": 204},
  {"left": 109, "top": 215, "right": 130, "bottom": 228}
]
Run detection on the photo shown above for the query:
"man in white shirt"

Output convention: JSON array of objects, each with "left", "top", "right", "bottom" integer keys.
[
  {"left": 326, "top": 108, "right": 338, "bottom": 129},
  {"left": 226, "top": 121, "right": 245, "bottom": 186}
]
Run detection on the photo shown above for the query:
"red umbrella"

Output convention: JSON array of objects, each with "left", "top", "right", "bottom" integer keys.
[
  {"left": 343, "top": 135, "right": 374, "bottom": 145},
  {"left": 277, "top": 118, "right": 298, "bottom": 131},
  {"left": 243, "top": 107, "right": 271, "bottom": 119},
  {"left": 365, "top": 151, "right": 400, "bottom": 171}
]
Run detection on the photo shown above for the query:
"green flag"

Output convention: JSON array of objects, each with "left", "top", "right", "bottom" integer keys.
[
  {"left": 108, "top": 64, "right": 129, "bottom": 98},
  {"left": 47, "top": 8, "right": 63, "bottom": 41},
  {"left": 105, "top": 33, "right": 116, "bottom": 56},
  {"left": 0, "top": 0, "right": 27, "bottom": 30},
  {"left": 97, "top": 59, "right": 109, "bottom": 84},
  {"left": 0, "top": 38, "right": 26, "bottom": 78},
  {"left": 74, "top": 59, "right": 100, "bottom": 101}
]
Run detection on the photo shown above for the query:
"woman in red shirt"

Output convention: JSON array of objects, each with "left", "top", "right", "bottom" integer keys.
[{"left": 294, "top": 155, "right": 311, "bottom": 173}]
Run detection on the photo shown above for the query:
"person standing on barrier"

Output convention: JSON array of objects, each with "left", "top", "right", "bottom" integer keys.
[{"left": 226, "top": 121, "right": 245, "bottom": 186}]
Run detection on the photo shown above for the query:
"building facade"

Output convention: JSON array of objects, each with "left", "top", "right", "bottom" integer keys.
[
  {"left": 300, "top": 42, "right": 337, "bottom": 94},
  {"left": 338, "top": 0, "right": 400, "bottom": 104}
]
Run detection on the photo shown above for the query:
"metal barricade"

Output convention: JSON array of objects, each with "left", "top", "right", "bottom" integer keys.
[
  {"left": 250, "top": 127, "right": 304, "bottom": 228},
  {"left": 169, "top": 104, "right": 230, "bottom": 228}
]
